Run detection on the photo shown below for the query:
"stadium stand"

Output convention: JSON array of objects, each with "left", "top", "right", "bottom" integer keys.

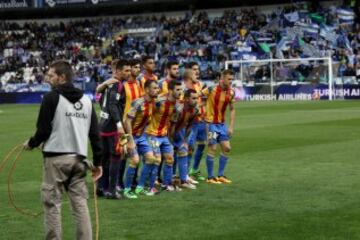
[{"left": 0, "top": 1, "right": 359, "bottom": 92}]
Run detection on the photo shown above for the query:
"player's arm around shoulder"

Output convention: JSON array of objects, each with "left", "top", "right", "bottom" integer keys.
[
  {"left": 155, "top": 96, "right": 166, "bottom": 109},
  {"left": 96, "top": 77, "right": 118, "bottom": 93},
  {"left": 128, "top": 98, "right": 143, "bottom": 119},
  {"left": 201, "top": 85, "right": 211, "bottom": 98}
]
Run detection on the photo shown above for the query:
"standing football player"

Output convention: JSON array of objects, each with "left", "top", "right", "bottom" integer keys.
[
  {"left": 146, "top": 80, "right": 182, "bottom": 191},
  {"left": 98, "top": 59, "right": 131, "bottom": 198},
  {"left": 184, "top": 63, "right": 207, "bottom": 181},
  {"left": 170, "top": 89, "right": 200, "bottom": 189},
  {"left": 203, "top": 69, "right": 235, "bottom": 184},
  {"left": 124, "top": 80, "right": 160, "bottom": 198}
]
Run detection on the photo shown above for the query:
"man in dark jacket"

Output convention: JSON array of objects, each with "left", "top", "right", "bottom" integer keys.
[{"left": 24, "top": 60, "right": 103, "bottom": 240}]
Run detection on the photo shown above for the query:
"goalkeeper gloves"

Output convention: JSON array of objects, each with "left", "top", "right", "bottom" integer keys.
[{"left": 115, "top": 134, "right": 130, "bottom": 155}]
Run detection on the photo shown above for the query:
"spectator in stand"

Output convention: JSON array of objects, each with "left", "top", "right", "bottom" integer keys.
[{"left": 1, "top": 3, "right": 359, "bottom": 92}]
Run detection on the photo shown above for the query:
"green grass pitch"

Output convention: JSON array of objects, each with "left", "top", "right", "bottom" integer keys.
[{"left": 0, "top": 101, "right": 360, "bottom": 240}]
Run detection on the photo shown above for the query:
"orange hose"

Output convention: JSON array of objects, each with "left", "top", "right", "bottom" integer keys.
[
  {"left": 3, "top": 144, "right": 100, "bottom": 239},
  {"left": 7, "top": 146, "right": 42, "bottom": 217},
  {"left": 0, "top": 144, "right": 21, "bottom": 175},
  {"left": 93, "top": 180, "right": 100, "bottom": 240}
]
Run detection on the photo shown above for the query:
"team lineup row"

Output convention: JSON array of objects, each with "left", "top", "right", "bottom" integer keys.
[
  {"left": 21, "top": 58, "right": 235, "bottom": 238},
  {"left": 96, "top": 56, "right": 236, "bottom": 199}
]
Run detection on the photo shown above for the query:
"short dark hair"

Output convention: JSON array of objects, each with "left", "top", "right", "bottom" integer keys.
[
  {"left": 142, "top": 55, "right": 154, "bottom": 65},
  {"left": 129, "top": 59, "right": 141, "bottom": 67},
  {"left": 166, "top": 60, "right": 179, "bottom": 69},
  {"left": 222, "top": 69, "right": 234, "bottom": 76},
  {"left": 184, "top": 89, "right": 197, "bottom": 98},
  {"left": 168, "top": 80, "right": 182, "bottom": 91},
  {"left": 189, "top": 62, "right": 199, "bottom": 68},
  {"left": 111, "top": 59, "right": 119, "bottom": 69},
  {"left": 49, "top": 60, "right": 73, "bottom": 83},
  {"left": 115, "top": 59, "right": 130, "bottom": 70},
  {"left": 144, "top": 79, "right": 157, "bottom": 89}
]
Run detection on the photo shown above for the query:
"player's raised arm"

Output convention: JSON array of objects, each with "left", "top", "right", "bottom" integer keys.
[
  {"left": 96, "top": 78, "right": 118, "bottom": 93},
  {"left": 96, "top": 59, "right": 120, "bottom": 93}
]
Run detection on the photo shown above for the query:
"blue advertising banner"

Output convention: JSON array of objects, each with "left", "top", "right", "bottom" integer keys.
[
  {"left": 234, "top": 84, "right": 360, "bottom": 101},
  {"left": 0, "top": 0, "right": 32, "bottom": 9},
  {"left": 2, "top": 83, "right": 51, "bottom": 93},
  {"left": 0, "top": 92, "right": 47, "bottom": 104},
  {"left": 0, "top": 91, "right": 96, "bottom": 104}
]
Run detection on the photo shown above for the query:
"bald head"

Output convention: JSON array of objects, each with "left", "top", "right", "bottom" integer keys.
[{"left": 184, "top": 69, "right": 198, "bottom": 84}]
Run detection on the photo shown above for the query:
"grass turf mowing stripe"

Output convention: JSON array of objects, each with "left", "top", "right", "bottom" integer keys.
[{"left": 0, "top": 101, "right": 359, "bottom": 240}]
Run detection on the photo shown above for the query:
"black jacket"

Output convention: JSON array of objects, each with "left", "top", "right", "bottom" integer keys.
[
  {"left": 98, "top": 81, "right": 125, "bottom": 133},
  {"left": 28, "top": 83, "right": 102, "bottom": 166}
]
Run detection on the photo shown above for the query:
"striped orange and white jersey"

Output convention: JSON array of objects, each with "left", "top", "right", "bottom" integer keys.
[
  {"left": 202, "top": 85, "right": 235, "bottom": 124},
  {"left": 137, "top": 72, "right": 158, "bottom": 91},
  {"left": 127, "top": 97, "right": 154, "bottom": 136},
  {"left": 123, "top": 79, "right": 143, "bottom": 120},
  {"left": 185, "top": 81, "right": 206, "bottom": 122},
  {"left": 171, "top": 101, "right": 200, "bottom": 133},
  {"left": 158, "top": 78, "right": 171, "bottom": 95},
  {"left": 146, "top": 95, "right": 177, "bottom": 137}
]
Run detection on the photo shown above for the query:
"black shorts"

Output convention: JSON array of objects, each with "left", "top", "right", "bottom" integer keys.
[{"left": 101, "top": 135, "right": 119, "bottom": 158}]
